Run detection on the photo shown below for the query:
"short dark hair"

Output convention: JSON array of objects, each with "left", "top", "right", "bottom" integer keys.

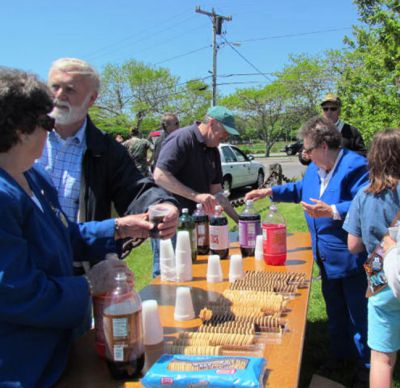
[
  {"left": 298, "top": 116, "right": 341, "bottom": 149},
  {"left": 0, "top": 67, "right": 53, "bottom": 152}
]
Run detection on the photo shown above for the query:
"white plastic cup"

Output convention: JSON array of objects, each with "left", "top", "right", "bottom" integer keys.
[
  {"left": 254, "top": 235, "right": 264, "bottom": 261},
  {"left": 229, "top": 254, "right": 244, "bottom": 282},
  {"left": 176, "top": 230, "right": 191, "bottom": 253},
  {"left": 160, "top": 239, "right": 174, "bottom": 259},
  {"left": 160, "top": 239, "right": 176, "bottom": 281},
  {"left": 142, "top": 300, "right": 164, "bottom": 345},
  {"left": 149, "top": 205, "right": 171, "bottom": 238},
  {"left": 174, "top": 287, "right": 195, "bottom": 321},
  {"left": 175, "top": 249, "right": 193, "bottom": 282},
  {"left": 207, "top": 255, "right": 223, "bottom": 283}
]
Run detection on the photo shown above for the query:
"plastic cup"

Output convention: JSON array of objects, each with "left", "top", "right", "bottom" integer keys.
[
  {"left": 176, "top": 230, "right": 191, "bottom": 253},
  {"left": 160, "top": 239, "right": 174, "bottom": 259},
  {"left": 149, "top": 205, "right": 171, "bottom": 238},
  {"left": 160, "top": 239, "right": 176, "bottom": 281},
  {"left": 207, "top": 255, "right": 223, "bottom": 283},
  {"left": 254, "top": 235, "right": 264, "bottom": 261},
  {"left": 142, "top": 300, "right": 164, "bottom": 345},
  {"left": 174, "top": 287, "right": 195, "bottom": 321},
  {"left": 229, "top": 254, "right": 244, "bottom": 282},
  {"left": 175, "top": 249, "right": 192, "bottom": 282}
]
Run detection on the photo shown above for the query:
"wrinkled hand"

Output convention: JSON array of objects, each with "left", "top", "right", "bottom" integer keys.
[
  {"left": 86, "top": 257, "right": 134, "bottom": 296},
  {"left": 116, "top": 214, "right": 153, "bottom": 239},
  {"left": 383, "top": 235, "right": 396, "bottom": 253},
  {"left": 151, "top": 202, "right": 179, "bottom": 239},
  {"left": 245, "top": 188, "right": 272, "bottom": 202},
  {"left": 301, "top": 198, "right": 333, "bottom": 218},
  {"left": 194, "top": 193, "right": 218, "bottom": 215}
]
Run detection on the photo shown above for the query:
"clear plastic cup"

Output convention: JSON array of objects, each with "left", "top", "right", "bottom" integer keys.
[
  {"left": 142, "top": 300, "right": 163, "bottom": 345},
  {"left": 254, "top": 235, "right": 264, "bottom": 261},
  {"left": 148, "top": 205, "right": 171, "bottom": 238}
]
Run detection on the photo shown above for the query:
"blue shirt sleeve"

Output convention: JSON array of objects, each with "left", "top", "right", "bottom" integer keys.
[{"left": 343, "top": 191, "right": 362, "bottom": 237}]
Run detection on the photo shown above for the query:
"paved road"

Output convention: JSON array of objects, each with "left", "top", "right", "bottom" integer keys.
[{"left": 229, "top": 154, "right": 307, "bottom": 200}]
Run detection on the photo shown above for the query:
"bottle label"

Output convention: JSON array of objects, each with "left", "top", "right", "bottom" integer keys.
[
  {"left": 239, "top": 220, "right": 261, "bottom": 248},
  {"left": 112, "top": 317, "right": 129, "bottom": 338},
  {"left": 209, "top": 224, "right": 229, "bottom": 250},
  {"left": 113, "top": 344, "right": 126, "bottom": 362},
  {"left": 196, "top": 222, "right": 209, "bottom": 247},
  {"left": 262, "top": 223, "right": 286, "bottom": 254}
]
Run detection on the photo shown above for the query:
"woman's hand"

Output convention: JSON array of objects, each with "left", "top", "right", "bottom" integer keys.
[
  {"left": 115, "top": 214, "right": 153, "bottom": 239},
  {"left": 245, "top": 188, "right": 272, "bottom": 202},
  {"left": 301, "top": 199, "right": 333, "bottom": 218}
]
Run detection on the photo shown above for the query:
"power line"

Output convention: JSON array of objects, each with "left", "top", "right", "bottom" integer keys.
[{"left": 154, "top": 45, "right": 211, "bottom": 65}]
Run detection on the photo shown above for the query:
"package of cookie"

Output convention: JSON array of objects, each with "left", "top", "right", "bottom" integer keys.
[{"left": 141, "top": 354, "right": 266, "bottom": 387}]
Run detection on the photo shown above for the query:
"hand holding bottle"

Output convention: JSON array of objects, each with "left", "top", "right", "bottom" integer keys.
[{"left": 86, "top": 257, "right": 133, "bottom": 296}]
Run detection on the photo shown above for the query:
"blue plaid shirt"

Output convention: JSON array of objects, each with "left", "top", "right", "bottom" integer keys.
[{"left": 37, "top": 120, "right": 87, "bottom": 222}]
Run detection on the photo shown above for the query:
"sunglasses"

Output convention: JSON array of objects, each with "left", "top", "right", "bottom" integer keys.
[
  {"left": 303, "top": 146, "right": 316, "bottom": 154},
  {"left": 37, "top": 115, "right": 55, "bottom": 132},
  {"left": 322, "top": 106, "right": 338, "bottom": 112}
]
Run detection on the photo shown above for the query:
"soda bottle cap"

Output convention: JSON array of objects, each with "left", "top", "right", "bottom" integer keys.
[
  {"left": 245, "top": 200, "right": 253, "bottom": 206},
  {"left": 215, "top": 205, "right": 222, "bottom": 212},
  {"left": 182, "top": 208, "right": 189, "bottom": 214},
  {"left": 270, "top": 204, "right": 277, "bottom": 212},
  {"left": 196, "top": 203, "right": 202, "bottom": 210}
]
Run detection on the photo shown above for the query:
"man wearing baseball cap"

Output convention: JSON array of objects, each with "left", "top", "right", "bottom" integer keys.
[
  {"left": 154, "top": 105, "right": 239, "bottom": 217},
  {"left": 152, "top": 106, "right": 239, "bottom": 277},
  {"left": 320, "top": 93, "right": 366, "bottom": 155}
]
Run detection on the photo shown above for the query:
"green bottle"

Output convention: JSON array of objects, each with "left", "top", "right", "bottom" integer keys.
[{"left": 178, "top": 208, "right": 197, "bottom": 262}]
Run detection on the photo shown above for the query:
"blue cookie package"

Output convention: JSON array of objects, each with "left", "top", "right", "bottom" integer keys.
[{"left": 141, "top": 354, "right": 266, "bottom": 387}]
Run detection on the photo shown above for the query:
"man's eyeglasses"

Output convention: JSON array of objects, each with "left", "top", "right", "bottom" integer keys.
[
  {"left": 37, "top": 115, "right": 55, "bottom": 132},
  {"left": 303, "top": 146, "right": 316, "bottom": 154},
  {"left": 322, "top": 106, "right": 338, "bottom": 112}
]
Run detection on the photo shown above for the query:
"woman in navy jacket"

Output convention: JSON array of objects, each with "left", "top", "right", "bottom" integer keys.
[
  {"left": 0, "top": 68, "right": 155, "bottom": 387},
  {"left": 246, "top": 116, "right": 370, "bottom": 384}
]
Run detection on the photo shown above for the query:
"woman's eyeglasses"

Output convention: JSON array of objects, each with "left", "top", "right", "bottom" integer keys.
[
  {"left": 322, "top": 106, "right": 338, "bottom": 112},
  {"left": 37, "top": 115, "right": 55, "bottom": 132}
]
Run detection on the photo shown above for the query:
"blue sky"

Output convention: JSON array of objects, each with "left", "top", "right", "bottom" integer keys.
[{"left": 1, "top": 0, "right": 361, "bottom": 96}]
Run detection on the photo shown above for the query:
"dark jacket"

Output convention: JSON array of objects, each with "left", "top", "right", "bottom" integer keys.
[
  {"left": 341, "top": 123, "right": 367, "bottom": 156},
  {"left": 78, "top": 116, "right": 177, "bottom": 222}
]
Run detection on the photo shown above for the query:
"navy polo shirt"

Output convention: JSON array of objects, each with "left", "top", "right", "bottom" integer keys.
[{"left": 156, "top": 124, "right": 223, "bottom": 213}]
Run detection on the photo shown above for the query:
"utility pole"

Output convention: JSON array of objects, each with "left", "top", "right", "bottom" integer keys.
[{"left": 195, "top": 7, "right": 232, "bottom": 106}]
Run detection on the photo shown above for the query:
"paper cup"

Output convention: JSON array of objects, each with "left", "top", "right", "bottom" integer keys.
[
  {"left": 142, "top": 300, "right": 164, "bottom": 345},
  {"left": 207, "top": 255, "right": 223, "bottom": 283},
  {"left": 229, "top": 254, "right": 244, "bottom": 282},
  {"left": 254, "top": 235, "right": 264, "bottom": 261},
  {"left": 174, "top": 287, "right": 195, "bottom": 321}
]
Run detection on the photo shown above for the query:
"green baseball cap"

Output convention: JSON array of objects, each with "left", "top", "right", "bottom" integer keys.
[{"left": 207, "top": 105, "right": 239, "bottom": 136}]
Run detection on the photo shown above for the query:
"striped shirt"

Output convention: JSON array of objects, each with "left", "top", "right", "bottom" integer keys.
[{"left": 37, "top": 120, "right": 87, "bottom": 222}]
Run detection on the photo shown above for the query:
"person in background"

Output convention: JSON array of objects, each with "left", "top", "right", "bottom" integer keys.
[
  {"left": 152, "top": 112, "right": 180, "bottom": 170},
  {"left": 123, "top": 127, "right": 154, "bottom": 177},
  {"left": 344, "top": 129, "right": 400, "bottom": 388},
  {"left": 0, "top": 67, "right": 154, "bottom": 387},
  {"left": 246, "top": 116, "right": 370, "bottom": 386},
  {"left": 38, "top": 58, "right": 179, "bottom": 265},
  {"left": 299, "top": 93, "right": 367, "bottom": 165},
  {"left": 114, "top": 133, "right": 125, "bottom": 143}
]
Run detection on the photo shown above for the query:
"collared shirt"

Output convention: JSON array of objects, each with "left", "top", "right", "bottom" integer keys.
[
  {"left": 37, "top": 119, "right": 87, "bottom": 221},
  {"left": 317, "top": 149, "right": 343, "bottom": 219},
  {"left": 335, "top": 119, "right": 345, "bottom": 132}
]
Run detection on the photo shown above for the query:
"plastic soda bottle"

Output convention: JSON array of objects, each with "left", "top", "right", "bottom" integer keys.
[
  {"left": 239, "top": 200, "right": 261, "bottom": 257},
  {"left": 209, "top": 205, "right": 229, "bottom": 260},
  {"left": 192, "top": 203, "right": 209, "bottom": 255},
  {"left": 262, "top": 204, "right": 287, "bottom": 265},
  {"left": 103, "top": 272, "right": 144, "bottom": 379},
  {"left": 178, "top": 208, "right": 197, "bottom": 262}
]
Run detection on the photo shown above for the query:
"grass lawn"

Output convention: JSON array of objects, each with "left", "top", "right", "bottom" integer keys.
[{"left": 125, "top": 198, "right": 400, "bottom": 388}]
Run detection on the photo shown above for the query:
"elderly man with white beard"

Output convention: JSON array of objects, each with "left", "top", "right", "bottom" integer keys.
[{"left": 37, "top": 58, "right": 179, "bottom": 283}]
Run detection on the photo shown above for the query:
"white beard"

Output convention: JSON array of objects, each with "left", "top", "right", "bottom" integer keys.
[{"left": 50, "top": 95, "right": 91, "bottom": 126}]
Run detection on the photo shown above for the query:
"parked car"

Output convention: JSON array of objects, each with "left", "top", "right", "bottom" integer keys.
[
  {"left": 281, "top": 141, "right": 303, "bottom": 156},
  {"left": 218, "top": 144, "right": 265, "bottom": 191}
]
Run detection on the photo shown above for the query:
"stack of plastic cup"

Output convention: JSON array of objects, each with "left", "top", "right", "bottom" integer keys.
[
  {"left": 141, "top": 300, "right": 164, "bottom": 373},
  {"left": 159, "top": 239, "right": 176, "bottom": 281},
  {"left": 142, "top": 300, "right": 164, "bottom": 345},
  {"left": 229, "top": 254, "right": 244, "bottom": 282},
  {"left": 175, "top": 231, "right": 192, "bottom": 282},
  {"left": 174, "top": 287, "right": 195, "bottom": 321},
  {"left": 206, "top": 255, "right": 223, "bottom": 283},
  {"left": 254, "top": 235, "right": 264, "bottom": 261}
]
